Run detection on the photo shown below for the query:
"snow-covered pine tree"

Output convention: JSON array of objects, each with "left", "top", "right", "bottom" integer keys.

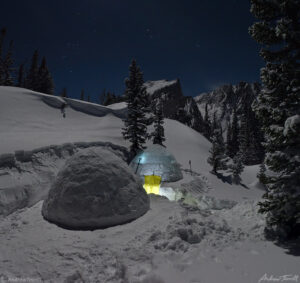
[
  {"left": 238, "top": 104, "right": 251, "bottom": 164},
  {"left": 226, "top": 120, "right": 233, "bottom": 157},
  {"left": 207, "top": 126, "right": 226, "bottom": 174},
  {"left": 230, "top": 153, "right": 244, "bottom": 185},
  {"left": 210, "top": 111, "right": 218, "bottom": 134},
  {"left": 37, "top": 57, "right": 54, "bottom": 94},
  {"left": 2, "top": 40, "right": 14, "bottom": 86},
  {"left": 257, "top": 161, "right": 267, "bottom": 185},
  {"left": 17, "top": 63, "right": 25, "bottom": 87},
  {"left": 122, "top": 59, "right": 149, "bottom": 158},
  {"left": 230, "top": 107, "right": 239, "bottom": 157},
  {"left": 152, "top": 99, "right": 165, "bottom": 146},
  {"left": 248, "top": 108, "right": 265, "bottom": 164},
  {"left": 203, "top": 103, "right": 211, "bottom": 139},
  {"left": 80, "top": 89, "right": 85, "bottom": 100},
  {"left": 26, "top": 50, "right": 39, "bottom": 91},
  {"left": 250, "top": 0, "right": 300, "bottom": 238}
]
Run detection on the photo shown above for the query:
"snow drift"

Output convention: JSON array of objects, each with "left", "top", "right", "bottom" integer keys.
[{"left": 42, "top": 148, "right": 149, "bottom": 230}]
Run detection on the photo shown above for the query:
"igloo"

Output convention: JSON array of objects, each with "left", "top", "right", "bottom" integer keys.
[
  {"left": 129, "top": 144, "right": 183, "bottom": 183},
  {"left": 42, "top": 148, "right": 149, "bottom": 230}
]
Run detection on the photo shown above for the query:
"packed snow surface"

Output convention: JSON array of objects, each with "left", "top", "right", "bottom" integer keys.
[
  {"left": 0, "top": 87, "right": 299, "bottom": 283},
  {"left": 42, "top": 148, "right": 149, "bottom": 229},
  {"left": 129, "top": 144, "right": 183, "bottom": 182}
]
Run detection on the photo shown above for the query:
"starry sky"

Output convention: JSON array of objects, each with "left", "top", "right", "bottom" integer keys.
[{"left": 1, "top": 0, "right": 263, "bottom": 101}]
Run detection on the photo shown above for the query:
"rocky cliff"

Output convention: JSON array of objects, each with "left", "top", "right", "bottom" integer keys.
[
  {"left": 144, "top": 79, "right": 205, "bottom": 133},
  {"left": 194, "top": 81, "right": 261, "bottom": 131}
]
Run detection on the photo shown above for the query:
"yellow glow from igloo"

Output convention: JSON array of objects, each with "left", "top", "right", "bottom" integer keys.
[{"left": 143, "top": 175, "right": 161, "bottom": 195}]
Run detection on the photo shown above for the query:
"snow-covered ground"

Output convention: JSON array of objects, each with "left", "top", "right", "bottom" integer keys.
[{"left": 0, "top": 87, "right": 299, "bottom": 283}]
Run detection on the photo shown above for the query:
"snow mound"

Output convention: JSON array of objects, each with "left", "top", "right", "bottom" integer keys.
[
  {"left": 129, "top": 144, "right": 183, "bottom": 182},
  {"left": 42, "top": 148, "right": 149, "bottom": 229}
]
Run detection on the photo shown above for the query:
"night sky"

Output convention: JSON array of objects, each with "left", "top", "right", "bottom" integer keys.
[{"left": 1, "top": 0, "right": 263, "bottom": 100}]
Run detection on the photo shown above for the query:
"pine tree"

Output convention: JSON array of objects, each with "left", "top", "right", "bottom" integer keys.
[
  {"left": 257, "top": 162, "right": 267, "bottom": 185},
  {"left": 152, "top": 99, "right": 165, "bottom": 146},
  {"left": 226, "top": 121, "right": 233, "bottom": 157},
  {"left": 207, "top": 126, "right": 226, "bottom": 173},
  {"left": 37, "top": 57, "right": 54, "bottom": 94},
  {"left": 231, "top": 107, "right": 239, "bottom": 157},
  {"left": 230, "top": 153, "right": 244, "bottom": 184},
  {"left": 2, "top": 40, "right": 14, "bottom": 86},
  {"left": 238, "top": 105, "right": 251, "bottom": 164},
  {"left": 80, "top": 89, "right": 85, "bottom": 100},
  {"left": 0, "top": 28, "right": 6, "bottom": 85},
  {"left": 17, "top": 63, "right": 25, "bottom": 87},
  {"left": 0, "top": 28, "right": 6, "bottom": 59},
  {"left": 248, "top": 109, "right": 265, "bottom": 164},
  {"left": 203, "top": 103, "right": 211, "bottom": 138},
  {"left": 122, "top": 59, "right": 149, "bottom": 157},
  {"left": 99, "top": 89, "right": 105, "bottom": 104},
  {"left": 61, "top": 88, "right": 67, "bottom": 98},
  {"left": 210, "top": 111, "right": 218, "bottom": 134},
  {"left": 26, "top": 50, "right": 39, "bottom": 91},
  {"left": 250, "top": 0, "right": 300, "bottom": 238}
]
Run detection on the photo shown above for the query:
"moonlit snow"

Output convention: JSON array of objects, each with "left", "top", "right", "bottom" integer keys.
[
  {"left": 42, "top": 148, "right": 149, "bottom": 229},
  {"left": 0, "top": 87, "right": 299, "bottom": 283}
]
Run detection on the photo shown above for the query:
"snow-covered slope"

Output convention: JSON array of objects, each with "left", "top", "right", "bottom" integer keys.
[
  {"left": 0, "top": 86, "right": 298, "bottom": 283},
  {"left": 0, "top": 86, "right": 261, "bottom": 200},
  {"left": 0, "top": 87, "right": 125, "bottom": 154}
]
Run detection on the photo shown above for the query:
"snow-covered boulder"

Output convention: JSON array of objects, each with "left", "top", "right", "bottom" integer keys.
[
  {"left": 42, "top": 148, "right": 149, "bottom": 230},
  {"left": 129, "top": 144, "right": 183, "bottom": 182}
]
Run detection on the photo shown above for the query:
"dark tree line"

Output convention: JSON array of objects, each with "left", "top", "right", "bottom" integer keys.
[
  {"left": 0, "top": 28, "right": 14, "bottom": 86},
  {"left": 99, "top": 89, "right": 124, "bottom": 105},
  {"left": 0, "top": 28, "right": 54, "bottom": 95},
  {"left": 207, "top": 104, "right": 264, "bottom": 172},
  {"left": 207, "top": 101, "right": 264, "bottom": 183}
]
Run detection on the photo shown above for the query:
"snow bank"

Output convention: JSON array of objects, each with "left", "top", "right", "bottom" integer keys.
[
  {"left": 129, "top": 144, "right": 183, "bottom": 182},
  {"left": 0, "top": 86, "right": 126, "bottom": 154},
  {"left": 42, "top": 148, "right": 149, "bottom": 229},
  {"left": 65, "top": 98, "right": 127, "bottom": 119},
  {"left": 106, "top": 102, "right": 127, "bottom": 110}
]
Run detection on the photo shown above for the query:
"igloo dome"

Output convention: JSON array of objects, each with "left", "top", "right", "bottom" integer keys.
[
  {"left": 129, "top": 144, "right": 183, "bottom": 182},
  {"left": 42, "top": 148, "right": 149, "bottom": 230}
]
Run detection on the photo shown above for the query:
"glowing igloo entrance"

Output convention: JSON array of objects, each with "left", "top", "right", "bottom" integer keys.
[{"left": 143, "top": 175, "right": 161, "bottom": 195}]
